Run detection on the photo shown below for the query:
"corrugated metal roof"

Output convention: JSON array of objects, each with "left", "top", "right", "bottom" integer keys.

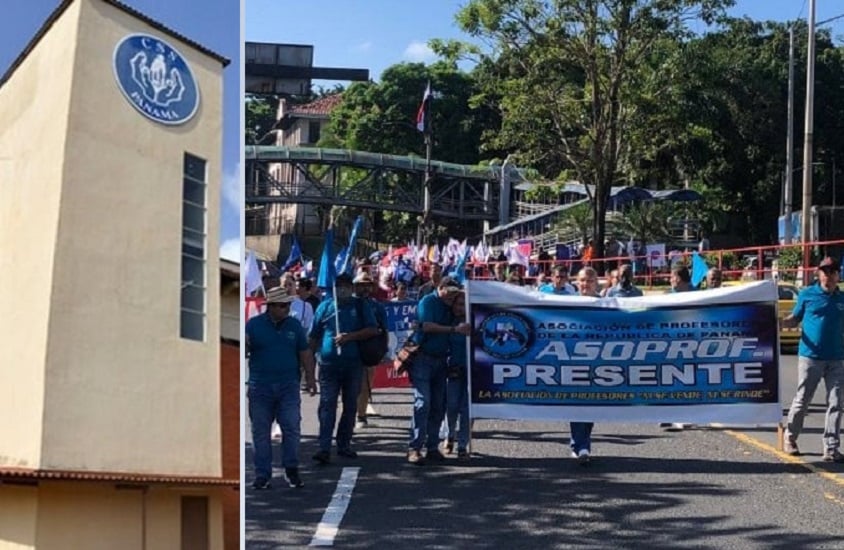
[
  {"left": 0, "top": 466, "right": 238, "bottom": 487},
  {"left": 1, "top": 0, "right": 230, "bottom": 90}
]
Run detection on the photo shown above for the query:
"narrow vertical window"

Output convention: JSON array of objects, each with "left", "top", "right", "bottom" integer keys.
[
  {"left": 181, "top": 153, "right": 207, "bottom": 341},
  {"left": 180, "top": 496, "right": 209, "bottom": 550}
]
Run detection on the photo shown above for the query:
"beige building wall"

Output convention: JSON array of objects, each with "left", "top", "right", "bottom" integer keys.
[
  {"left": 0, "top": 485, "right": 38, "bottom": 548},
  {"left": 0, "top": 1, "right": 81, "bottom": 470},
  {"left": 1, "top": 0, "right": 222, "bottom": 478},
  {"left": 0, "top": 483, "right": 223, "bottom": 550},
  {"left": 35, "top": 0, "right": 223, "bottom": 476}
]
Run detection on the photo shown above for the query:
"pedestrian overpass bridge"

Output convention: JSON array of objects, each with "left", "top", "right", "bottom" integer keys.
[{"left": 245, "top": 146, "right": 512, "bottom": 223}]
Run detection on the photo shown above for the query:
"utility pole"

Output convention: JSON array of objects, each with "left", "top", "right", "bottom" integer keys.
[
  {"left": 784, "top": 25, "right": 795, "bottom": 244},
  {"left": 800, "top": 0, "right": 816, "bottom": 285}
]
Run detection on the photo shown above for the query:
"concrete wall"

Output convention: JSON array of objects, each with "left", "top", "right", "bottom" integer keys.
[
  {"left": 0, "top": 485, "right": 38, "bottom": 548},
  {"left": 0, "top": 0, "right": 81, "bottom": 471},
  {"left": 0, "top": 483, "right": 224, "bottom": 550},
  {"left": 35, "top": 0, "right": 223, "bottom": 476}
]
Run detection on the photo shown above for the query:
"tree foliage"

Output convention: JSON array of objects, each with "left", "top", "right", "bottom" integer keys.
[{"left": 451, "top": 0, "right": 734, "bottom": 257}]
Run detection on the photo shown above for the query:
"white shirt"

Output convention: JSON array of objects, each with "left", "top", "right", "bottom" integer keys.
[{"left": 289, "top": 298, "right": 314, "bottom": 332}]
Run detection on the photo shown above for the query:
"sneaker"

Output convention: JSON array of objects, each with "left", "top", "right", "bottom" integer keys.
[
  {"left": 572, "top": 449, "right": 590, "bottom": 465},
  {"left": 823, "top": 449, "right": 844, "bottom": 463},
  {"left": 312, "top": 450, "right": 331, "bottom": 465},
  {"left": 426, "top": 449, "right": 446, "bottom": 462},
  {"left": 252, "top": 477, "right": 271, "bottom": 490},
  {"left": 784, "top": 439, "right": 801, "bottom": 456},
  {"left": 407, "top": 449, "right": 425, "bottom": 465},
  {"left": 457, "top": 449, "right": 470, "bottom": 460},
  {"left": 337, "top": 447, "right": 358, "bottom": 459},
  {"left": 662, "top": 423, "right": 686, "bottom": 432},
  {"left": 355, "top": 417, "right": 368, "bottom": 430},
  {"left": 444, "top": 439, "right": 455, "bottom": 454},
  {"left": 284, "top": 468, "right": 304, "bottom": 488}
]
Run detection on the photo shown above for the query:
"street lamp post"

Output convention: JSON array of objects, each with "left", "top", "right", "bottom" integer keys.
[{"left": 800, "top": 0, "right": 817, "bottom": 285}]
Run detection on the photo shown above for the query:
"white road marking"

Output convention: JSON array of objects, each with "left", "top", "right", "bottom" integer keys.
[{"left": 309, "top": 467, "right": 361, "bottom": 547}]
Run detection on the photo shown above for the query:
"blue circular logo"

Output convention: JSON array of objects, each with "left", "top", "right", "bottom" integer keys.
[
  {"left": 113, "top": 34, "right": 200, "bottom": 125},
  {"left": 480, "top": 312, "right": 532, "bottom": 359}
]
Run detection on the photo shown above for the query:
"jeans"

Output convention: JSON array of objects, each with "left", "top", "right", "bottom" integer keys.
[
  {"left": 248, "top": 380, "right": 301, "bottom": 480},
  {"left": 786, "top": 357, "right": 844, "bottom": 451},
  {"left": 570, "top": 422, "right": 594, "bottom": 454},
  {"left": 409, "top": 353, "right": 448, "bottom": 451},
  {"left": 445, "top": 375, "right": 470, "bottom": 450},
  {"left": 318, "top": 363, "right": 364, "bottom": 452}
]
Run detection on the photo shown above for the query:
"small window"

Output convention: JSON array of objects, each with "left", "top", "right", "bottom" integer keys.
[
  {"left": 308, "top": 121, "right": 321, "bottom": 144},
  {"left": 181, "top": 153, "right": 207, "bottom": 341}
]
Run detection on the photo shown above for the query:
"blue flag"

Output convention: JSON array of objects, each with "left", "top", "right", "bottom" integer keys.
[
  {"left": 281, "top": 235, "right": 302, "bottom": 272},
  {"left": 334, "top": 246, "right": 348, "bottom": 276},
  {"left": 317, "top": 227, "right": 336, "bottom": 290},
  {"left": 691, "top": 251, "right": 710, "bottom": 288},
  {"left": 452, "top": 247, "right": 471, "bottom": 285},
  {"left": 338, "top": 215, "right": 364, "bottom": 276}
]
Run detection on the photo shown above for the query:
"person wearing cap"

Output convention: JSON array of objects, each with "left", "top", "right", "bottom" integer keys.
[
  {"left": 782, "top": 256, "right": 844, "bottom": 462},
  {"left": 353, "top": 272, "right": 388, "bottom": 429},
  {"left": 407, "top": 276, "right": 472, "bottom": 465},
  {"left": 309, "top": 273, "right": 379, "bottom": 464},
  {"left": 418, "top": 263, "right": 443, "bottom": 299},
  {"left": 245, "top": 286, "right": 316, "bottom": 490}
]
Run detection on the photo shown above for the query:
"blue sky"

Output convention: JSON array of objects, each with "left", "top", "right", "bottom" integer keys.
[
  {"left": 246, "top": 0, "right": 843, "bottom": 88},
  {"left": 0, "top": 0, "right": 241, "bottom": 262}
]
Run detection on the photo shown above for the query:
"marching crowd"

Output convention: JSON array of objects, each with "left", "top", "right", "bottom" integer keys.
[{"left": 245, "top": 251, "right": 844, "bottom": 490}]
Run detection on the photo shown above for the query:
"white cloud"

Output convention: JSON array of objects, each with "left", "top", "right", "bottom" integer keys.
[
  {"left": 403, "top": 41, "right": 436, "bottom": 63},
  {"left": 356, "top": 41, "right": 372, "bottom": 52},
  {"left": 221, "top": 162, "right": 240, "bottom": 213},
  {"left": 220, "top": 238, "right": 241, "bottom": 262}
]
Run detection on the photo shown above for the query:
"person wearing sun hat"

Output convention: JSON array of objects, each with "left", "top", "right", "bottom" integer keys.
[
  {"left": 245, "top": 286, "right": 316, "bottom": 490},
  {"left": 782, "top": 256, "right": 844, "bottom": 462}
]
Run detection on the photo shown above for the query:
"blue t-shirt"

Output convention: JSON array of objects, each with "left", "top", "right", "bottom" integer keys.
[
  {"left": 792, "top": 284, "right": 844, "bottom": 360},
  {"left": 309, "top": 297, "right": 377, "bottom": 367},
  {"left": 607, "top": 284, "right": 644, "bottom": 297},
  {"left": 539, "top": 283, "right": 576, "bottom": 295},
  {"left": 447, "top": 332, "right": 467, "bottom": 369},
  {"left": 246, "top": 313, "right": 308, "bottom": 384},
  {"left": 415, "top": 292, "right": 455, "bottom": 357}
]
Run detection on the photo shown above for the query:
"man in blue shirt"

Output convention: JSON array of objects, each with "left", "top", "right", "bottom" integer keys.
[
  {"left": 606, "top": 263, "right": 644, "bottom": 297},
  {"left": 782, "top": 257, "right": 844, "bottom": 462},
  {"left": 246, "top": 286, "right": 316, "bottom": 490},
  {"left": 407, "top": 277, "right": 471, "bottom": 464},
  {"left": 539, "top": 265, "right": 577, "bottom": 295},
  {"left": 309, "top": 273, "right": 378, "bottom": 464}
]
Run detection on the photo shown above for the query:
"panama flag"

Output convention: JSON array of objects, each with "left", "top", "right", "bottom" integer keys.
[{"left": 416, "top": 81, "right": 432, "bottom": 132}]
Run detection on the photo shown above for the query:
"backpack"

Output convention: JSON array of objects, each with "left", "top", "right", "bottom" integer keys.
[{"left": 356, "top": 298, "right": 388, "bottom": 367}]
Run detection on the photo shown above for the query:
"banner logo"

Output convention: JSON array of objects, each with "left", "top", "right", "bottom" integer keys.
[
  {"left": 113, "top": 34, "right": 200, "bottom": 125},
  {"left": 480, "top": 312, "right": 532, "bottom": 359}
]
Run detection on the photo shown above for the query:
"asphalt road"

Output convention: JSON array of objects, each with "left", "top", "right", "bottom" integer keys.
[{"left": 245, "top": 353, "right": 844, "bottom": 549}]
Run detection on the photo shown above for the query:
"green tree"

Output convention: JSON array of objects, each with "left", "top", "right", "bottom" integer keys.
[
  {"left": 609, "top": 201, "right": 673, "bottom": 250},
  {"left": 245, "top": 95, "right": 278, "bottom": 145},
  {"left": 551, "top": 202, "right": 592, "bottom": 245},
  {"left": 450, "top": 0, "right": 733, "bottom": 258},
  {"left": 320, "top": 62, "right": 497, "bottom": 242}
]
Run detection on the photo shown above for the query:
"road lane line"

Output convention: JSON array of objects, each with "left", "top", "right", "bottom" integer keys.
[
  {"left": 309, "top": 467, "right": 360, "bottom": 547},
  {"left": 726, "top": 430, "right": 844, "bottom": 494}
]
